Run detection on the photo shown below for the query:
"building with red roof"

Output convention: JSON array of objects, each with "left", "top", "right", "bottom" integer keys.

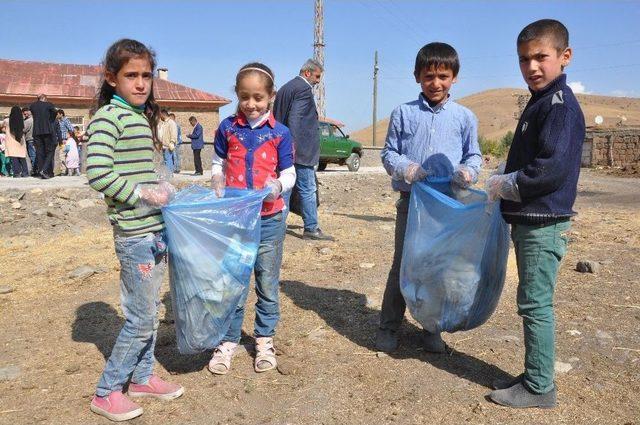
[{"left": 0, "top": 59, "right": 231, "bottom": 170}]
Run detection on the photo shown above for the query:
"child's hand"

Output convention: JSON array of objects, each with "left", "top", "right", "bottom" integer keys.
[
  {"left": 137, "top": 181, "right": 176, "bottom": 207},
  {"left": 404, "top": 162, "right": 429, "bottom": 184},
  {"left": 452, "top": 164, "right": 474, "bottom": 189},
  {"left": 210, "top": 173, "right": 225, "bottom": 198},
  {"left": 485, "top": 172, "right": 521, "bottom": 203},
  {"left": 264, "top": 178, "right": 282, "bottom": 201}
]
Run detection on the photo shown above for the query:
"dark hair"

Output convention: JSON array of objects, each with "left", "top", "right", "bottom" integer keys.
[
  {"left": 21, "top": 107, "right": 29, "bottom": 113},
  {"left": 95, "top": 38, "right": 161, "bottom": 151},
  {"left": 169, "top": 113, "right": 176, "bottom": 118},
  {"left": 189, "top": 116, "right": 197, "bottom": 121},
  {"left": 57, "top": 109, "right": 65, "bottom": 117},
  {"left": 9, "top": 106, "right": 24, "bottom": 142},
  {"left": 414, "top": 42, "right": 460, "bottom": 78},
  {"left": 160, "top": 109, "right": 169, "bottom": 115},
  {"left": 517, "top": 19, "right": 568, "bottom": 53},
  {"left": 235, "top": 62, "right": 275, "bottom": 94},
  {"left": 74, "top": 126, "right": 80, "bottom": 131}
]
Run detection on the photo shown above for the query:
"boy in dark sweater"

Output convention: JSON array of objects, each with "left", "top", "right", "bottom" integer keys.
[{"left": 486, "top": 19, "right": 585, "bottom": 408}]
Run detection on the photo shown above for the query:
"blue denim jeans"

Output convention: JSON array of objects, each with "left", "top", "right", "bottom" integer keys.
[
  {"left": 294, "top": 164, "right": 318, "bottom": 232},
  {"left": 77, "top": 145, "right": 83, "bottom": 172},
  {"left": 162, "top": 149, "right": 174, "bottom": 174},
  {"left": 96, "top": 231, "right": 167, "bottom": 397},
  {"left": 172, "top": 144, "right": 181, "bottom": 172},
  {"left": 223, "top": 211, "right": 286, "bottom": 342},
  {"left": 26, "top": 141, "right": 36, "bottom": 171}
]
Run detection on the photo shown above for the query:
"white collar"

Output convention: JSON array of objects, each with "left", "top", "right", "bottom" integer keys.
[
  {"left": 296, "top": 75, "right": 313, "bottom": 89},
  {"left": 247, "top": 111, "right": 271, "bottom": 129}
]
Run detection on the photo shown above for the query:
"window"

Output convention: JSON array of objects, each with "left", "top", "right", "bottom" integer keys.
[
  {"left": 319, "top": 123, "right": 333, "bottom": 137},
  {"left": 68, "top": 116, "right": 85, "bottom": 132}
]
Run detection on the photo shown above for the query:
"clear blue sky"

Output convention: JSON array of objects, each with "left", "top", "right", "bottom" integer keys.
[{"left": 2, "top": 0, "right": 639, "bottom": 133}]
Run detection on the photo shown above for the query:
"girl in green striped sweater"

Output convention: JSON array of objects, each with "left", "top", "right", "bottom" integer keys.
[{"left": 87, "top": 39, "right": 183, "bottom": 422}]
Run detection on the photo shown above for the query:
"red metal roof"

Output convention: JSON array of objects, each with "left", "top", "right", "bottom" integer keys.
[{"left": 0, "top": 59, "right": 230, "bottom": 107}]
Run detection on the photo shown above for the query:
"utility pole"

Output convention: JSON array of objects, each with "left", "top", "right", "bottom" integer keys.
[
  {"left": 372, "top": 50, "right": 379, "bottom": 147},
  {"left": 314, "top": 0, "right": 326, "bottom": 117}
]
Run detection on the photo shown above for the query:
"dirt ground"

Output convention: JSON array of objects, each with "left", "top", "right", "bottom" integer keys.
[{"left": 0, "top": 166, "right": 638, "bottom": 425}]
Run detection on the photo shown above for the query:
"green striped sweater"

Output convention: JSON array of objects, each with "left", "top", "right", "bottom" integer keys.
[{"left": 86, "top": 97, "right": 164, "bottom": 235}]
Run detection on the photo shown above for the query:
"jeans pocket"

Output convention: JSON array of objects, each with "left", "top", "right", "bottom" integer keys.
[{"left": 115, "top": 233, "right": 155, "bottom": 256}]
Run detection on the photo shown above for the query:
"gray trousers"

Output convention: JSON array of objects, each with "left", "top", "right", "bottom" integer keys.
[{"left": 379, "top": 193, "right": 410, "bottom": 331}]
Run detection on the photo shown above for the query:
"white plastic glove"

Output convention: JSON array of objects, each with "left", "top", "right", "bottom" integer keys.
[
  {"left": 404, "top": 162, "right": 429, "bottom": 184},
  {"left": 451, "top": 164, "right": 475, "bottom": 189},
  {"left": 210, "top": 173, "right": 225, "bottom": 198},
  {"left": 136, "top": 181, "right": 176, "bottom": 208},
  {"left": 485, "top": 171, "right": 521, "bottom": 203},
  {"left": 264, "top": 177, "right": 282, "bottom": 201}
]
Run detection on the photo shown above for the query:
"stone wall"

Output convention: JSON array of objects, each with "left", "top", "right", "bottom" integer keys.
[{"left": 582, "top": 127, "right": 640, "bottom": 167}]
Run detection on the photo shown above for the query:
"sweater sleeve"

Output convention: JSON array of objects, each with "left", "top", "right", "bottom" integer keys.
[
  {"left": 85, "top": 111, "right": 140, "bottom": 205},
  {"left": 516, "top": 104, "right": 579, "bottom": 199}
]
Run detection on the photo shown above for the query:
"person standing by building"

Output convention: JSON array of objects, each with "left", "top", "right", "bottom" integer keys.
[
  {"left": 29, "top": 94, "right": 57, "bottom": 179},
  {"left": 273, "top": 59, "right": 333, "bottom": 241},
  {"left": 186, "top": 116, "right": 204, "bottom": 175},
  {"left": 3, "top": 106, "right": 29, "bottom": 177},
  {"left": 157, "top": 109, "right": 176, "bottom": 174},
  {"left": 169, "top": 113, "right": 182, "bottom": 173},
  {"left": 22, "top": 107, "right": 35, "bottom": 175}
]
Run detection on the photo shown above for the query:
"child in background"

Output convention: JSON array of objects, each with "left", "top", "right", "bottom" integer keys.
[
  {"left": 377, "top": 42, "right": 482, "bottom": 354},
  {"left": 86, "top": 38, "right": 183, "bottom": 422},
  {"left": 209, "top": 62, "right": 295, "bottom": 374},
  {"left": 64, "top": 132, "right": 80, "bottom": 176},
  {"left": 486, "top": 19, "right": 585, "bottom": 409},
  {"left": 74, "top": 125, "right": 88, "bottom": 173},
  {"left": 0, "top": 123, "right": 11, "bottom": 176}
]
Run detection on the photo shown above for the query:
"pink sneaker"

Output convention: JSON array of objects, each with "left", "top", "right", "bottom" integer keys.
[
  {"left": 90, "top": 391, "right": 143, "bottom": 422},
  {"left": 128, "top": 375, "right": 184, "bottom": 401}
]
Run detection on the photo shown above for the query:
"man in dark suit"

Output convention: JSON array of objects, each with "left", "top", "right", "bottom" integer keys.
[
  {"left": 274, "top": 59, "right": 333, "bottom": 241},
  {"left": 186, "top": 116, "right": 204, "bottom": 175},
  {"left": 29, "top": 94, "right": 57, "bottom": 179}
]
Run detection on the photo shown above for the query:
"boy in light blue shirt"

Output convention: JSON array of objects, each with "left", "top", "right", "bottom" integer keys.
[{"left": 378, "top": 42, "right": 482, "bottom": 353}]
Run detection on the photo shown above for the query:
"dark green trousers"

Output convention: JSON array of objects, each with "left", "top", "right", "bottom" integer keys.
[{"left": 512, "top": 220, "right": 570, "bottom": 394}]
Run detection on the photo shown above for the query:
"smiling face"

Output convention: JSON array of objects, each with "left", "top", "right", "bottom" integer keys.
[
  {"left": 415, "top": 64, "right": 457, "bottom": 105},
  {"left": 518, "top": 37, "right": 572, "bottom": 92},
  {"left": 236, "top": 73, "right": 274, "bottom": 120},
  {"left": 106, "top": 55, "right": 153, "bottom": 107}
]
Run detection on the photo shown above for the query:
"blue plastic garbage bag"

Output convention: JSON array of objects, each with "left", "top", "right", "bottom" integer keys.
[
  {"left": 162, "top": 185, "right": 270, "bottom": 354},
  {"left": 400, "top": 179, "right": 509, "bottom": 334}
]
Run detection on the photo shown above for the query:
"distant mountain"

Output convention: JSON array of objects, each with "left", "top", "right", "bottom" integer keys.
[{"left": 351, "top": 88, "right": 640, "bottom": 145}]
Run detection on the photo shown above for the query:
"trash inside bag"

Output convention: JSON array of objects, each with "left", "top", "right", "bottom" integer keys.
[
  {"left": 400, "top": 179, "right": 509, "bottom": 334},
  {"left": 162, "top": 185, "right": 269, "bottom": 354}
]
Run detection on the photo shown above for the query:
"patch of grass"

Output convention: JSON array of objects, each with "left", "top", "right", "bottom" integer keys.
[{"left": 479, "top": 131, "right": 514, "bottom": 158}]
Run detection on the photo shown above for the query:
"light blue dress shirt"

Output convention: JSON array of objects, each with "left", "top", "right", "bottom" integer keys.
[{"left": 381, "top": 93, "right": 482, "bottom": 192}]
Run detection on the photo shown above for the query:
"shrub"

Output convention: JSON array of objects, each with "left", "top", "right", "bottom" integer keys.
[{"left": 479, "top": 131, "right": 514, "bottom": 158}]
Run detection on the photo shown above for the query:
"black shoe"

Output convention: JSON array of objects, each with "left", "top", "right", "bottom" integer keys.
[
  {"left": 39, "top": 171, "right": 51, "bottom": 180},
  {"left": 302, "top": 228, "right": 335, "bottom": 241},
  {"left": 488, "top": 382, "right": 557, "bottom": 409},
  {"left": 375, "top": 328, "right": 399, "bottom": 353},
  {"left": 422, "top": 330, "right": 447, "bottom": 353},
  {"left": 193, "top": 172, "right": 203, "bottom": 176}
]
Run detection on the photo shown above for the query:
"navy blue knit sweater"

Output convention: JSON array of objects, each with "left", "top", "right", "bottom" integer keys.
[{"left": 501, "top": 74, "right": 585, "bottom": 225}]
